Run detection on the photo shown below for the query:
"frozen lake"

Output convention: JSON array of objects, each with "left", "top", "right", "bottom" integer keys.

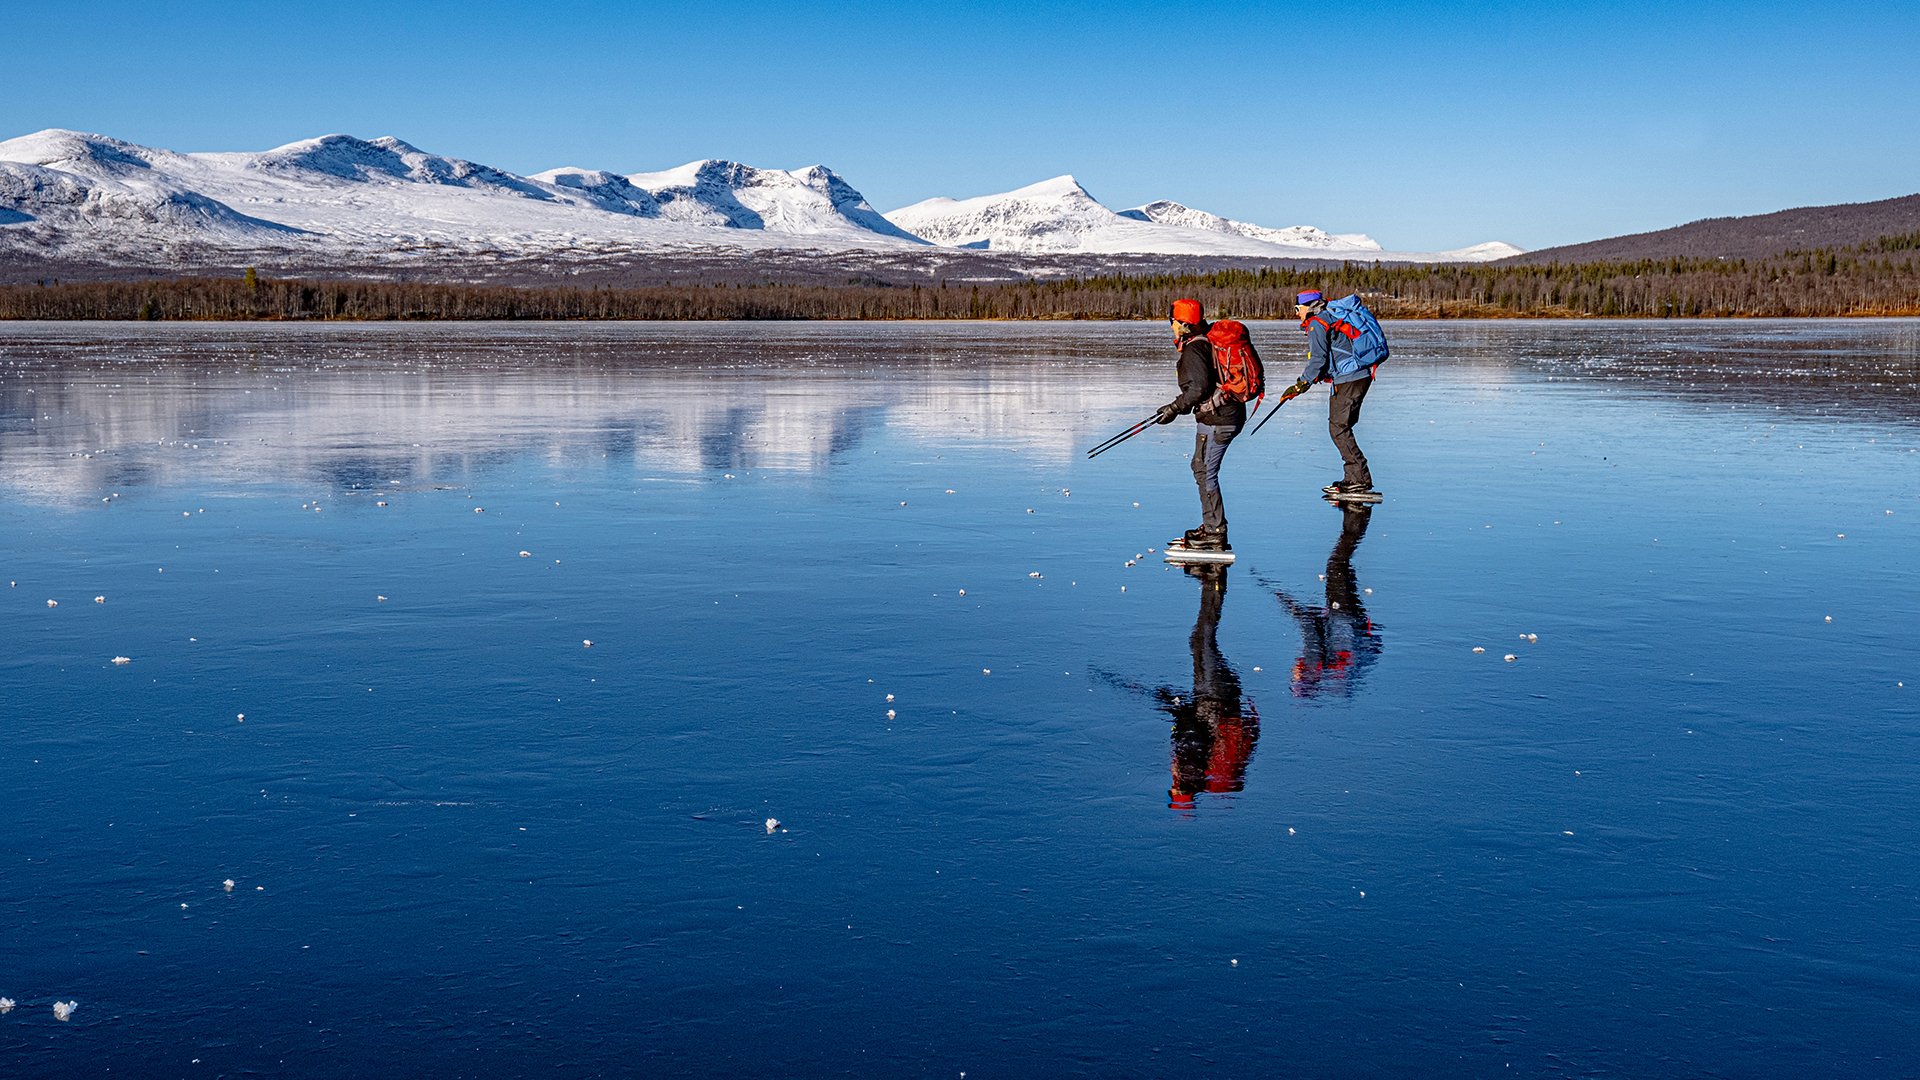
[{"left": 2, "top": 319, "right": 1917, "bottom": 1077}]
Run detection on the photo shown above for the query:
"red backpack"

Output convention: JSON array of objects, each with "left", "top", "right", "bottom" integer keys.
[{"left": 1204, "top": 320, "right": 1264, "bottom": 403}]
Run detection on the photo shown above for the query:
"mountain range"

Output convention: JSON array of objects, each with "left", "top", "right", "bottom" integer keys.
[{"left": 0, "top": 129, "right": 1520, "bottom": 275}]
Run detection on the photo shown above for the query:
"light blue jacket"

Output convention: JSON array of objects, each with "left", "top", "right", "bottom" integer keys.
[{"left": 1298, "top": 310, "right": 1372, "bottom": 386}]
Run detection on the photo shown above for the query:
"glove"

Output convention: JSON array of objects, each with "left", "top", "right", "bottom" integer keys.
[
  {"left": 1154, "top": 404, "right": 1180, "bottom": 425},
  {"left": 1280, "top": 380, "right": 1312, "bottom": 401}
]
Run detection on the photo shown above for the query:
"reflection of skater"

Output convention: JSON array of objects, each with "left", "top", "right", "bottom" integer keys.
[
  {"left": 1275, "top": 503, "right": 1383, "bottom": 699},
  {"left": 1158, "top": 563, "right": 1260, "bottom": 809}
]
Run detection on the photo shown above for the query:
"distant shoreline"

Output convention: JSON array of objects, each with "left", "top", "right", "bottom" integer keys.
[
  {"left": 4, "top": 237, "right": 1917, "bottom": 322},
  {"left": 5, "top": 311, "right": 1918, "bottom": 322}
]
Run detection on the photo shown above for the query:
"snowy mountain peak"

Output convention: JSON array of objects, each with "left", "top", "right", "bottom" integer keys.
[
  {"left": 885, "top": 179, "right": 1514, "bottom": 260},
  {"left": 368, "top": 135, "right": 424, "bottom": 156},
  {"left": 0, "top": 129, "right": 172, "bottom": 178},
  {"left": 254, "top": 134, "right": 417, "bottom": 182},
  {"left": 0, "top": 129, "right": 1520, "bottom": 268},
  {"left": 884, "top": 175, "right": 1126, "bottom": 251},
  {"left": 786, "top": 164, "right": 924, "bottom": 242},
  {"left": 1012, "top": 175, "right": 1098, "bottom": 201},
  {"left": 623, "top": 159, "right": 924, "bottom": 241},
  {"left": 251, "top": 134, "right": 555, "bottom": 201},
  {"left": 1119, "top": 200, "right": 1381, "bottom": 252},
  {"left": 530, "top": 167, "right": 663, "bottom": 218},
  {"left": 0, "top": 130, "right": 310, "bottom": 244},
  {"left": 1438, "top": 240, "right": 1525, "bottom": 260}
]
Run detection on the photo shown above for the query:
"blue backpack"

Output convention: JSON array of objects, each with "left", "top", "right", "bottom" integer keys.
[{"left": 1323, "top": 295, "right": 1390, "bottom": 378}]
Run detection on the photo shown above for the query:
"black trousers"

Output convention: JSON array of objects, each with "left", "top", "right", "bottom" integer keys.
[
  {"left": 1189, "top": 422, "right": 1239, "bottom": 529},
  {"left": 1328, "top": 377, "right": 1372, "bottom": 488}
]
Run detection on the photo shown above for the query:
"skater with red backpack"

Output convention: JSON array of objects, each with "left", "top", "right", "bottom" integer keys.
[{"left": 1154, "top": 297, "right": 1264, "bottom": 556}]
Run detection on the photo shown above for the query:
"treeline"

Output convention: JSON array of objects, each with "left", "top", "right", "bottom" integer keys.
[{"left": 4, "top": 235, "right": 1917, "bottom": 320}]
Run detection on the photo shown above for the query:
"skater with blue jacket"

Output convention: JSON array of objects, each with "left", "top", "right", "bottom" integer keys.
[{"left": 1285, "top": 289, "right": 1386, "bottom": 503}]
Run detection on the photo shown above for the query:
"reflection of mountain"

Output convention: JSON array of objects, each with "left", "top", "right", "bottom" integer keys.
[
  {"left": 10, "top": 321, "right": 1907, "bottom": 506},
  {"left": 0, "top": 337, "right": 1102, "bottom": 504}
]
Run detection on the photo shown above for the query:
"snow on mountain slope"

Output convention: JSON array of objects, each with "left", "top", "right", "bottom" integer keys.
[
  {"left": 0, "top": 130, "right": 930, "bottom": 264},
  {"left": 0, "top": 134, "right": 309, "bottom": 252},
  {"left": 528, "top": 168, "right": 663, "bottom": 217},
  {"left": 0, "top": 129, "right": 1520, "bottom": 269},
  {"left": 186, "top": 135, "right": 717, "bottom": 252},
  {"left": 0, "top": 129, "right": 191, "bottom": 180},
  {"left": 1118, "top": 200, "right": 1380, "bottom": 253},
  {"left": 884, "top": 176, "right": 1192, "bottom": 253},
  {"left": 1435, "top": 240, "right": 1525, "bottom": 260},
  {"left": 249, "top": 135, "right": 558, "bottom": 201},
  {"left": 205, "top": 137, "right": 924, "bottom": 251},
  {"left": 887, "top": 178, "right": 1517, "bottom": 261},
  {"left": 624, "top": 160, "right": 926, "bottom": 242}
]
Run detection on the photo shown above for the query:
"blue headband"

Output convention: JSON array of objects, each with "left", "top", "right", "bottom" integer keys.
[{"left": 1296, "top": 291, "right": 1323, "bottom": 304}]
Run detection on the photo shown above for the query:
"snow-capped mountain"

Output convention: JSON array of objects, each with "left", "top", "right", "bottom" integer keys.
[
  {"left": 885, "top": 176, "right": 1135, "bottom": 251},
  {"left": 618, "top": 160, "right": 926, "bottom": 242},
  {"left": 0, "top": 131, "right": 309, "bottom": 248},
  {"left": 0, "top": 129, "right": 1522, "bottom": 271},
  {"left": 885, "top": 177, "right": 1520, "bottom": 262},
  {"left": 0, "top": 130, "right": 928, "bottom": 266},
  {"left": 250, "top": 134, "right": 557, "bottom": 199},
  {"left": 526, "top": 167, "right": 665, "bottom": 218},
  {"left": 881, "top": 175, "right": 1367, "bottom": 257},
  {"left": 1118, "top": 200, "right": 1380, "bottom": 253}
]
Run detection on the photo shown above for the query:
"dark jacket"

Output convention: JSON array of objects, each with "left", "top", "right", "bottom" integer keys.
[
  {"left": 1169, "top": 329, "right": 1246, "bottom": 427},
  {"left": 1299, "top": 309, "right": 1373, "bottom": 386}
]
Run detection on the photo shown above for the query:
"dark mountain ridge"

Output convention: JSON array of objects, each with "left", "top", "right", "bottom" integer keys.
[{"left": 1505, "top": 192, "right": 1920, "bottom": 263}]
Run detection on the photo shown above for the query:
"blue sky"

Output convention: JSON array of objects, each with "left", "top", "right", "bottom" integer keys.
[{"left": 3, "top": 0, "right": 1915, "bottom": 251}]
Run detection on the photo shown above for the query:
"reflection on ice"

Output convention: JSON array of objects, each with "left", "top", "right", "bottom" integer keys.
[
  {"left": 4, "top": 319, "right": 1915, "bottom": 505},
  {"left": 1272, "top": 501, "right": 1382, "bottom": 699},
  {"left": 1100, "top": 560, "right": 1261, "bottom": 810},
  {"left": 1160, "top": 562, "right": 1259, "bottom": 810},
  {"left": 0, "top": 325, "right": 1128, "bottom": 503},
  {"left": 1106, "top": 501, "right": 1388, "bottom": 808}
]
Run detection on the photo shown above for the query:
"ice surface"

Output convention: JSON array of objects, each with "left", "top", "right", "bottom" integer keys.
[{"left": 0, "top": 319, "right": 1915, "bottom": 1077}]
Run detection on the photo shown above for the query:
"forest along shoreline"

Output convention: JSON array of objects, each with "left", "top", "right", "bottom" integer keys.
[{"left": 3, "top": 232, "right": 1917, "bottom": 320}]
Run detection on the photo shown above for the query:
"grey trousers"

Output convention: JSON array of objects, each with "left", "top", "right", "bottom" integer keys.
[
  {"left": 1329, "top": 378, "right": 1373, "bottom": 488},
  {"left": 1190, "top": 422, "right": 1240, "bottom": 529}
]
